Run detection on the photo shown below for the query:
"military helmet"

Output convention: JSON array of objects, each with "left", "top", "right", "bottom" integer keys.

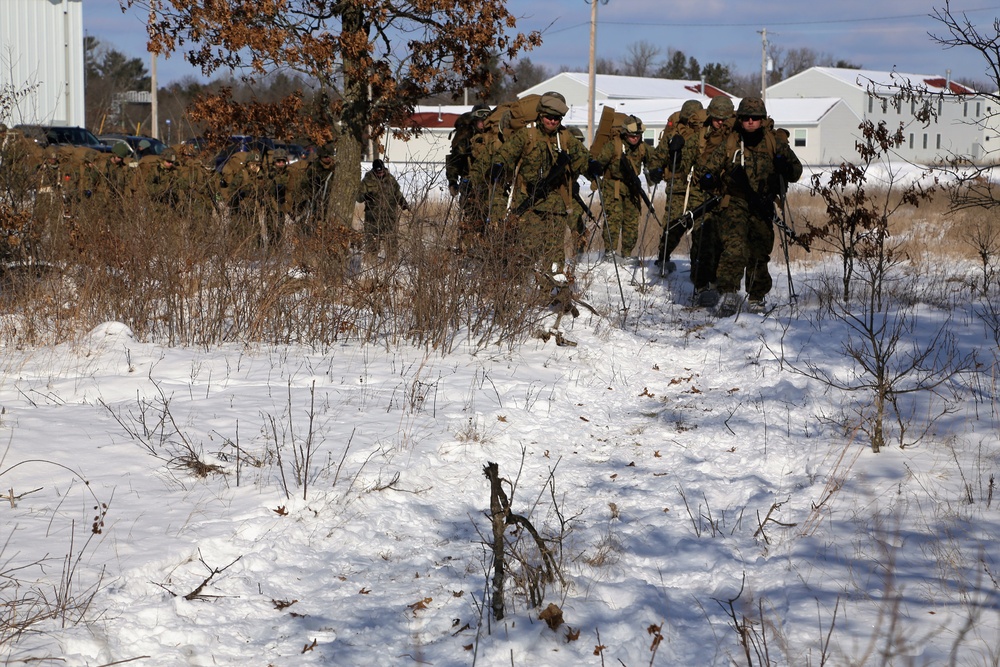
[
  {"left": 161, "top": 148, "right": 178, "bottom": 162},
  {"left": 621, "top": 115, "right": 644, "bottom": 137},
  {"left": 679, "top": 100, "right": 704, "bottom": 123},
  {"left": 470, "top": 103, "right": 492, "bottom": 120},
  {"left": 707, "top": 96, "right": 736, "bottom": 120},
  {"left": 568, "top": 126, "right": 586, "bottom": 142},
  {"left": 737, "top": 97, "right": 767, "bottom": 118},
  {"left": 111, "top": 142, "right": 131, "bottom": 159},
  {"left": 270, "top": 148, "right": 289, "bottom": 162},
  {"left": 537, "top": 91, "right": 569, "bottom": 118}
]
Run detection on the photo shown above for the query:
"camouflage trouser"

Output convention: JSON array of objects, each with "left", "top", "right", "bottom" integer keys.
[
  {"left": 599, "top": 181, "right": 641, "bottom": 255},
  {"left": 519, "top": 208, "right": 569, "bottom": 270},
  {"left": 715, "top": 197, "right": 774, "bottom": 300},
  {"left": 689, "top": 212, "right": 722, "bottom": 289},
  {"left": 657, "top": 176, "right": 686, "bottom": 261},
  {"left": 363, "top": 212, "right": 399, "bottom": 256}
]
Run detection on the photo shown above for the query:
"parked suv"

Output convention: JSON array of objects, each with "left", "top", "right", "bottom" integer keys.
[
  {"left": 99, "top": 134, "right": 168, "bottom": 158},
  {"left": 14, "top": 125, "right": 111, "bottom": 152}
]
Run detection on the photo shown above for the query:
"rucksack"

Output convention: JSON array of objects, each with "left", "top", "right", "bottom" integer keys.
[
  {"left": 590, "top": 106, "right": 630, "bottom": 158},
  {"left": 484, "top": 94, "right": 542, "bottom": 142}
]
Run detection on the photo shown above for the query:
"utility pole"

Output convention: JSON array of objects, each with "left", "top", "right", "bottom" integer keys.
[
  {"left": 587, "top": 0, "right": 598, "bottom": 144},
  {"left": 759, "top": 27, "right": 767, "bottom": 101},
  {"left": 151, "top": 52, "right": 159, "bottom": 139}
]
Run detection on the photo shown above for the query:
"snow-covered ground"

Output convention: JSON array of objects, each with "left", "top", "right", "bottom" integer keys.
[{"left": 1, "top": 251, "right": 998, "bottom": 666}]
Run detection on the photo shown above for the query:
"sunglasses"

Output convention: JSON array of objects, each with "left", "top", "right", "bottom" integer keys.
[
  {"left": 740, "top": 115, "right": 765, "bottom": 122},
  {"left": 541, "top": 114, "right": 564, "bottom": 122}
]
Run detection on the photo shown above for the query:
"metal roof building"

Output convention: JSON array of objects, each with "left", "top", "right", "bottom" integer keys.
[{"left": 0, "top": 0, "right": 85, "bottom": 127}]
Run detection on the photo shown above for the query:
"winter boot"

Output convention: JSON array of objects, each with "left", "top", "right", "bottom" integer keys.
[
  {"left": 695, "top": 283, "right": 719, "bottom": 308},
  {"left": 713, "top": 292, "right": 742, "bottom": 317}
]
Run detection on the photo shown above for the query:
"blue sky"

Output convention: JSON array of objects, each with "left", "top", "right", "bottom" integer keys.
[{"left": 86, "top": 1, "right": 1000, "bottom": 87}]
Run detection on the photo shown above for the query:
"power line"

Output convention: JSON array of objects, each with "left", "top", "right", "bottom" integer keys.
[{"left": 543, "top": 5, "right": 1000, "bottom": 35}]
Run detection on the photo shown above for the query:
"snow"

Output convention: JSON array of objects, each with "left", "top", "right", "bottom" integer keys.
[{"left": 1, "top": 253, "right": 998, "bottom": 666}]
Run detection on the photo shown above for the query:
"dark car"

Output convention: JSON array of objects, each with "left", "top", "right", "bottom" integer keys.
[
  {"left": 99, "top": 134, "right": 168, "bottom": 158},
  {"left": 15, "top": 124, "right": 112, "bottom": 152}
]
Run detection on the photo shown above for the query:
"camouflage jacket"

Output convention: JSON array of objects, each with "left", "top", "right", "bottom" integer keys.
[
  {"left": 698, "top": 126, "right": 803, "bottom": 213},
  {"left": 494, "top": 125, "right": 589, "bottom": 214},
  {"left": 356, "top": 170, "right": 408, "bottom": 224},
  {"left": 592, "top": 137, "right": 652, "bottom": 202}
]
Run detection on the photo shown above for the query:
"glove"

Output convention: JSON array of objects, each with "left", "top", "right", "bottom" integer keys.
[
  {"left": 587, "top": 158, "right": 603, "bottom": 181},
  {"left": 774, "top": 152, "right": 790, "bottom": 178},
  {"left": 646, "top": 167, "right": 664, "bottom": 186},
  {"left": 668, "top": 134, "right": 684, "bottom": 153},
  {"left": 699, "top": 172, "right": 717, "bottom": 191},
  {"left": 489, "top": 163, "right": 505, "bottom": 183},
  {"left": 448, "top": 182, "right": 459, "bottom": 197}
]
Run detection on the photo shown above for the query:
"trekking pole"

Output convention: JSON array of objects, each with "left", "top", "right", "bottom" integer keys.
[
  {"left": 778, "top": 175, "right": 798, "bottom": 303},
  {"left": 658, "top": 150, "right": 679, "bottom": 277},
  {"left": 592, "top": 171, "right": 629, "bottom": 325},
  {"left": 635, "top": 179, "right": 660, "bottom": 285}
]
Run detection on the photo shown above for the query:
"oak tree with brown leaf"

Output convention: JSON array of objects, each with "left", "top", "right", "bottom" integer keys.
[{"left": 121, "top": 0, "right": 540, "bottom": 227}]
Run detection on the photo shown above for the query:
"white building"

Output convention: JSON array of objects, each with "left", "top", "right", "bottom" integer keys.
[
  {"left": 519, "top": 72, "right": 732, "bottom": 146},
  {"left": 766, "top": 67, "right": 988, "bottom": 164},
  {"left": 0, "top": 0, "right": 85, "bottom": 127},
  {"left": 760, "top": 98, "right": 860, "bottom": 166},
  {"left": 381, "top": 105, "right": 466, "bottom": 165}
]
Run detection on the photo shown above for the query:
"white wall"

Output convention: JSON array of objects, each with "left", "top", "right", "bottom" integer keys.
[{"left": 0, "top": 0, "right": 85, "bottom": 127}]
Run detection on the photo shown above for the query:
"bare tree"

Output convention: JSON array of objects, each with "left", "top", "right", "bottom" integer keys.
[
  {"left": 622, "top": 40, "right": 661, "bottom": 78},
  {"left": 595, "top": 56, "right": 621, "bottom": 76}
]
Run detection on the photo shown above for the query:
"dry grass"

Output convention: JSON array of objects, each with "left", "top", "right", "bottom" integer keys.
[
  {"left": 1, "top": 168, "right": 552, "bottom": 350},
  {"left": 3, "top": 157, "right": 997, "bottom": 350}
]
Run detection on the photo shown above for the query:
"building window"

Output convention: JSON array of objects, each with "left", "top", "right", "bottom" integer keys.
[
  {"left": 964, "top": 101, "right": 969, "bottom": 117},
  {"left": 911, "top": 100, "right": 916, "bottom": 115},
  {"left": 909, "top": 133, "right": 914, "bottom": 149},
  {"left": 881, "top": 99, "right": 888, "bottom": 113},
  {"left": 793, "top": 129, "right": 807, "bottom": 147},
  {"left": 868, "top": 96, "right": 874, "bottom": 114},
  {"left": 938, "top": 100, "right": 943, "bottom": 115},
  {"left": 977, "top": 102, "right": 982, "bottom": 116},
  {"left": 936, "top": 134, "right": 942, "bottom": 149},
  {"left": 923, "top": 134, "right": 928, "bottom": 149}
]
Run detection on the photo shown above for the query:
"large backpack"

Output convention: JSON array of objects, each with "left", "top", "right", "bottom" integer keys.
[
  {"left": 484, "top": 94, "right": 542, "bottom": 142},
  {"left": 590, "top": 106, "right": 629, "bottom": 158}
]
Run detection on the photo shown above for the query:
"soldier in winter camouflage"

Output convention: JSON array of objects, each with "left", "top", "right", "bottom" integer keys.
[
  {"left": 688, "top": 95, "right": 736, "bottom": 306},
  {"left": 299, "top": 142, "right": 338, "bottom": 237},
  {"left": 649, "top": 99, "right": 706, "bottom": 272},
  {"left": 587, "top": 114, "right": 653, "bottom": 257},
  {"left": 357, "top": 159, "right": 409, "bottom": 258},
  {"left": 697, "top": 97, "right": 802, "bottom": 316},
  {"left": 446, "top": 103, "right": 492, "bottom": 243},
  {"left": 491, "top": 92, "right": 589, "bottom": 270}
]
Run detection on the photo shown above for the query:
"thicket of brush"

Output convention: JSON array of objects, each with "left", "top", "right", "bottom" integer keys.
[{"left": 3, "top": 144, "right": 995, "bottom": 352}]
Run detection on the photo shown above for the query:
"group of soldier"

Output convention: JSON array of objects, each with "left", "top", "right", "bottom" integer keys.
[
  {"left": 0, "top": 129, "right": 409, "bottom": 260},
  {"left": 4, "top": 92, "right": 802, "bottom": 316},
  {"left": 445, "top": 91, "right": 803, "bottom": 316}
]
